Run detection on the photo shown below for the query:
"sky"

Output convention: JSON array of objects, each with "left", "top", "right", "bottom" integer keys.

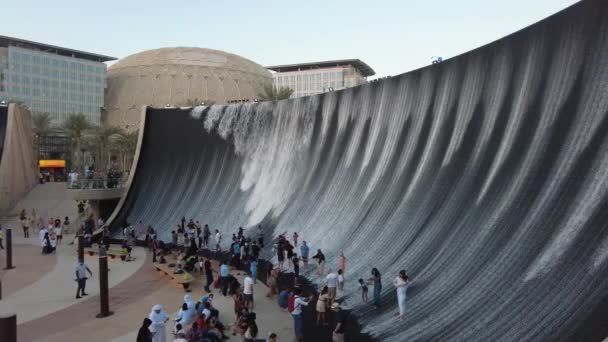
[{"left": 3, "top": 0, "right": 578, "bottom": 78}]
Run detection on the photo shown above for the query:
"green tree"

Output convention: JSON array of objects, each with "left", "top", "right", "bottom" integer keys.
[
  {"left": 32, "top": 112, "right": 52, "bottom": 137},
  {"left": 84, "top": 124, "right": 124, "bottom": 171},
  {"left": 257, "top": 84, "right": 294, "bottom": 101},
  {"left": 61, "top": 113, "right": 92, "bottom": 172},
  {"left": 111, "top": 129, "right": 139, "bottom": 172}
]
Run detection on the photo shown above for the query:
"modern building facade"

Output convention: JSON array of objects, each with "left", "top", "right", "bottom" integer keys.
[
  {"left": 266, "top": 59, "right": 375, "bottom": 98},
  {"left": 104, "top": 47, "right": 273, "bottom": 129},
  {"left": 0, "top": 35, "right": 116, "bottom": 126}
]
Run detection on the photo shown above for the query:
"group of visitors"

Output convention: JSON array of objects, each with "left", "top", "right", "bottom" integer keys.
[
  {"left": 131, "top": 217, "right": 413, "bottom": 342},
  {"left": 16, "top": 208, "right": 72, "bottom": 254},
  {"left": 136, "top": 219, "right": 277, "bottom": 342}
]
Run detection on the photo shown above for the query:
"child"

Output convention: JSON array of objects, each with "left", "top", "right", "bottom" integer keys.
[
  {"left": 337, "top": 269, "right": 345, "bottom": 291},
  {"left": 198, "top": 258, "right": 204, "bottom": 274},
  {"left": 359, "top": 278, "right": 368, "bottom": 302}
]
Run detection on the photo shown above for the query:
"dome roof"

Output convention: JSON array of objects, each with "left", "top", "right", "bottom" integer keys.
[
  {"left": 104, "top": 47, "right": 272, "bottom": 130},
  {"left": 108, "top": 47, "right": 270, "bottom": 78}
]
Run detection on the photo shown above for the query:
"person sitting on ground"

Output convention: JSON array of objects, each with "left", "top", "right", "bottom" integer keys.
[
  {"left": 173, "top": 323, "right": 187, "bottom": 341},
  {"left": 184, "top": 255, "right": 196, "bottom": 272},
  {"left": 278, "top": 288, "right": 290, "bottom": 310},
  {"left": 187, "top": 322, "right": 201, "bottom": 341}
]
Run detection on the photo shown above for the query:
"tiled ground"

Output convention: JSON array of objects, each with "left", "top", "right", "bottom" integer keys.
[{"left": 0, "top": 183, "right": 294, "bottom": 341}]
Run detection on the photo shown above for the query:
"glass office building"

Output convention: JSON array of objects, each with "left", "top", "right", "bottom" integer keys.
[
  {"left": 267, "top": 59, "right": 375, "bottom": 98},
  {"left": 0, "top": 35, "right": 116, "bottom": 126}
]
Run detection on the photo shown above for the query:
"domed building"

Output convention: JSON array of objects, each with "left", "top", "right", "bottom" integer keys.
[{"left": 104, "top": 47, "right": 272, "bottom": 128}]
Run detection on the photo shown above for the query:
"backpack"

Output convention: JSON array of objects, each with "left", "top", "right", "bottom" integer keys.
[{"left": 287, "top": 295, "right": 296, "bottom": 313}]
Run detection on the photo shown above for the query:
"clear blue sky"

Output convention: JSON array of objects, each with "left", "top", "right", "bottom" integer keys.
[{"left": 3, "top": 0, "right": 578, "bottom": 77}]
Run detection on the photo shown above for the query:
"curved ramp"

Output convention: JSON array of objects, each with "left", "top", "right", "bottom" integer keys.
[
  {"left": 0, "top": 104, "right": 37, "bottom": 214},
  {"left": 109, "top": 2, "right": 608, "bottom": 341}
]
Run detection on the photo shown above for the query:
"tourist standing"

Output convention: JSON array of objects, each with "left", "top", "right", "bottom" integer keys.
[
  {"left": 358, "top": 278, "right": 369, "bottom": 302},
  {"left": 20, "top": 209, "right": 29, "bottom": 238},
  {"left": 338, "top": 252, "right": 346, "bottom": 275},
  {"left": 369, "top": 268, "right": 382, "bottom": 308},
  {"left": 75, "top": 261, "right": 93, "bottom": 299},
  {"left": 250, "top": 258, "right": 258, "bottom": 284},
  {"left": 61, "top": 216, "right": 70, "bottom": 234},
  {"left": 293, "top": 232, "right": 299, "bottom": 247},
  {"left": 316, "top": 286, "right": 329, "bottom": 326},
  {"left": 277, "top": 244, "right": 285, "bottom": 270},
  {"left": 257, "top": 225, "right": 264, "bottom": 247},
  {"left": 204, "top": 259, "right": 213, "bottom": 292},
  {"left": 312, "top": 249, "right": 326, "bottom": 275},
  {"left": 290, "top": 289, "right": 312, "bottom": 342},
  {"left": 54, "top": 221, "right": 63, "bottom": 246},
  {"left": 325, "top": 270, "right": 338, "bottom": 307},
  {"left": 215, "top": 229, "right": 222, "bottom": 251},
  {"left": 203, "top": 224, "right": 211, "bottom": 248},
  {"left": 243, "top": 271, "right": 255, "bottom": 310},
  {"left": 393, "top": 270, "right": 412, "bottom": 320},
  {"left": 292, "top": 254, "right": 300, "bottom": 278},
  {"left": 220, "top": 261, "right": 230, "bottom": 296},
  {"left": 149, "top": 304, "right": 169, "bottom": 342},
  {"left": 300, "top": 241, "right": 309, "bottom": 271},
  {"left": 136, "top": 318, "right": 153, "bottom": 342}
]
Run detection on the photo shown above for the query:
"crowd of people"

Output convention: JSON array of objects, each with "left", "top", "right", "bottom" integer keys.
[
  {"left": 133, "top": 217, "right": 415, "bottom": 342},
  {"left": 16, "top": 208, "right": 74, "bottom": 254}
]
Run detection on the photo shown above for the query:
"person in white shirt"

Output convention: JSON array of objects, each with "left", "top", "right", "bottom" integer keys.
[
  {"left": 215, "top": 229, "right": 222, "bottom": 251},
  {"left": 54, "top": 224, "right": 63, "bottom": 246},
  {"left": 291, "top": 289, "right": 312, "bottom": 342},
  {"left": 243, "top": 272, "right": 255, "bottom": 310},
  {"left": 325, "top": 270, "right": 338, "bottom": 306}
]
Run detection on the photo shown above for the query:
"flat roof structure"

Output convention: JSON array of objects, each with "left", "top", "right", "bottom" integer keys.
[
  {"left": 267, "top": 58, "right": 376, "bottom": 77},
  {"left": 0, "top": 35, "right": 116, "bottom": 63}
]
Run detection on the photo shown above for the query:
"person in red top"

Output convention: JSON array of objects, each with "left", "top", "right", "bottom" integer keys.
[{"left": 196, "top": 312, "right": 207, "bottom": 332}]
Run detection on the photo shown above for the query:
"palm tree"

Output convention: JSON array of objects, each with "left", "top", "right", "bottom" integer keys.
[
  {"left": 257, "top": 84, "right": 294, "bottom": 101},
  {"left": 32, "top": 112, "right": 52, "bottom": 137},
  {"left": 111, "top": 130, "right": 139, "bottom": 172},
  {"left": 62, "top": 113, "right": 91, "bottom": 172},
  {"left": 84, "top": 125, "right": 124, "bottom": 171}
]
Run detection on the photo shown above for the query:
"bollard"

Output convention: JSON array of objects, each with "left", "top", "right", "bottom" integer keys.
[
  {"left": 96, "top": 255, "right": 113, "bottom": 318},
  {"left": 77, "top": 235, "right": 84, "bottom": 264},
  {"left": 0, "top": 314, "right": 17, "bottom": 342},
  {"left": 5, "top": 228, "right": 13, "bottom": 270}
]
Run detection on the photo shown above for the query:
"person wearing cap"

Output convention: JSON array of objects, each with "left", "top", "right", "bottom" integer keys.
[{"left": 331, "top": 302, "right": 347, "bottom": 342}]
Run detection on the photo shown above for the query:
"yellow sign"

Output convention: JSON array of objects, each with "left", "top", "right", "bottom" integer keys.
[{"left": 39, "top": 160, "right": 66, "bottom": 168}]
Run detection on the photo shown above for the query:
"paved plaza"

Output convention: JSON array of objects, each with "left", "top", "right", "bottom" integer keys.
[{"left": 0, "top": 183, "right": 293, "bottom": 341}]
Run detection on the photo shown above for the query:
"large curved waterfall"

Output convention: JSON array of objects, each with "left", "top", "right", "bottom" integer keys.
[{"left": 110, "top": 1, "right": 608, "bottom": 340}]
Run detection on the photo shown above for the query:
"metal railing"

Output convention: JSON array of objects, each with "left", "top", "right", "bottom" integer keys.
[{"left": 67, "top": 174, "right": 127, "bottom": 190}]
